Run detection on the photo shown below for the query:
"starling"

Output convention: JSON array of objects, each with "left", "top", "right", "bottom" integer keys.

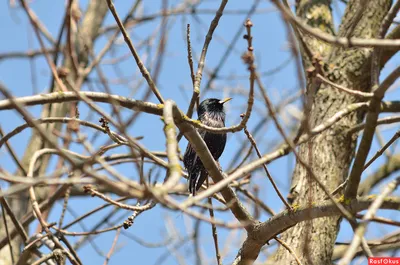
[{"left": 183, "top": 97, "right": 232, "bottom": 195}]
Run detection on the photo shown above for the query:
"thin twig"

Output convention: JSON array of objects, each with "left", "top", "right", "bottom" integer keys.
[
  {"left": 345, "top": 65, "right": 400, "bottom": 198},
  {"left": 274, "top": 236, "right": 304, "bottom": 265},
  {"left": 316, "top": 74, "right": 373, "bottom": 99},
  {"left": 243, "top": 122, "right": 291, "bottom": 210},
  {"left": 271, "top": 0, "right": 400, "bottom": 48},
  {"left": 102, "top": 228, "right": 121, "bottom": 265},
  {"left": 363, "top": 130, "right": 400, "bottom": 171},
  {"left": 105, "top": 0, "right": 164, "bottom": 103},
  {"left": 1, "top": 202, "right": 14, "bottom": 264},
  {"left": 239, "top": 19, "right": 291, "bottom": 209},
  {"left": 58, "top": 185, "right": 72, "bottom": 232},
  {"left": 83, "top": 185, "right": 153, "bottom": 211},
  {"left": 203, "top": 0, "right": 261, "bottom": 92},
  {"left": 186, "top": 0, "right": 228, "bottom": 118},
  {"left": 186, "top": 24, "right": 195, "bottom": 86},
  {"left": 19, "top": 0, "right": 68, "bottom": 92},
  {"left": 207, "top": 178, "right": 222, "bottom": 265},
  {"left": 338, "top": 177, "right": 400, "bottom": 265}
]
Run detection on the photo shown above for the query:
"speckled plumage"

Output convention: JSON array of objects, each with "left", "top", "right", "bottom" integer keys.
[{"left": 183, "top": 98, "right": 230, "bottom": 195}]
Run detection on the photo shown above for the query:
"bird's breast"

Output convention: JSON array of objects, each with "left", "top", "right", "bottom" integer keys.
[{"left": 200, "top": 112, "right": 225, "bottom": 128}]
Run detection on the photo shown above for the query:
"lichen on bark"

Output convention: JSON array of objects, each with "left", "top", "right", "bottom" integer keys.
[{"left": 274, "top": 1, "right": 392, "bottom": 264}]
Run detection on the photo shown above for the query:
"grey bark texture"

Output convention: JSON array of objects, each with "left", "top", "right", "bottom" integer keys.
[{"left": 274, "top": 0, "right": 392, "bottom": 264}]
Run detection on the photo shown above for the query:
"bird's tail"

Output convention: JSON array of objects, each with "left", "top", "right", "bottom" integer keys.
[{"left": 189, "top": 170, "right": 208, "bottom": 196}]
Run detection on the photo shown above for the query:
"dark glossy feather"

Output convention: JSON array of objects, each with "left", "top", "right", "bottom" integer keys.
[{"left": 183, "top": 98, "right": 228, "bottom": 195}]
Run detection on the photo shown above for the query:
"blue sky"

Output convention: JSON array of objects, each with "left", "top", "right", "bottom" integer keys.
[{"left": 1, "top": 1, "right": 400, "bottom": 264}]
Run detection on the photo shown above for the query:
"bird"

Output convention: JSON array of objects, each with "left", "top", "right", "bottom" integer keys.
[{"left": 183, "top": 97, "right": 232, "bottom": 196}]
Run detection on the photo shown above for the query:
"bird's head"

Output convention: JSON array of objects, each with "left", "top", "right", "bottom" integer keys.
[{"left": 197, "top": 97, "right": 232, "bottom": 118}]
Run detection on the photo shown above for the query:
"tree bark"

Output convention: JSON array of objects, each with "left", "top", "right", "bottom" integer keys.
[{"left": 274, "top": 0, "right": 392, "bottom": 264}]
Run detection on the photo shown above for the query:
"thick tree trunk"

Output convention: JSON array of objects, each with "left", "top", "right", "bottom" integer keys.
[{"left": 274, "top": 0, "right": 392, "bottom": 264}]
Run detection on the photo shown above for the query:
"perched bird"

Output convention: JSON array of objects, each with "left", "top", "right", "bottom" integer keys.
[{"left": 183, "top": 97, "right": 232, "bottom": 195}]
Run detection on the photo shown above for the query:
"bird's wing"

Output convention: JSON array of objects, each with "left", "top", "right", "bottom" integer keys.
[
  {"left": 184, "top": 129, "right": 208, "bottom": 195},
  {"left": 183, "top": 142, "right": 195, "bottom": 171},
  {"left": 203, "top": 130, "right": 227, "bottom": 160},
  {"left": 183, "top": 129, "right": 207, "bottom": 170},
  {"left": 190, "top": 130, "right": 227, "bottom": 195}
]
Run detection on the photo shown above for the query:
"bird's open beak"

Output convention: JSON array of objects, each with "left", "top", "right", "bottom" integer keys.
[{"left": 219, "top": 97, "right": 232, "bottom": 104}]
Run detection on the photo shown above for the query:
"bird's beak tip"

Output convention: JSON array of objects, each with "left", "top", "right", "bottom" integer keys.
[{"left": 219, "top": 97, "right": 232, "bottom": 104}]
